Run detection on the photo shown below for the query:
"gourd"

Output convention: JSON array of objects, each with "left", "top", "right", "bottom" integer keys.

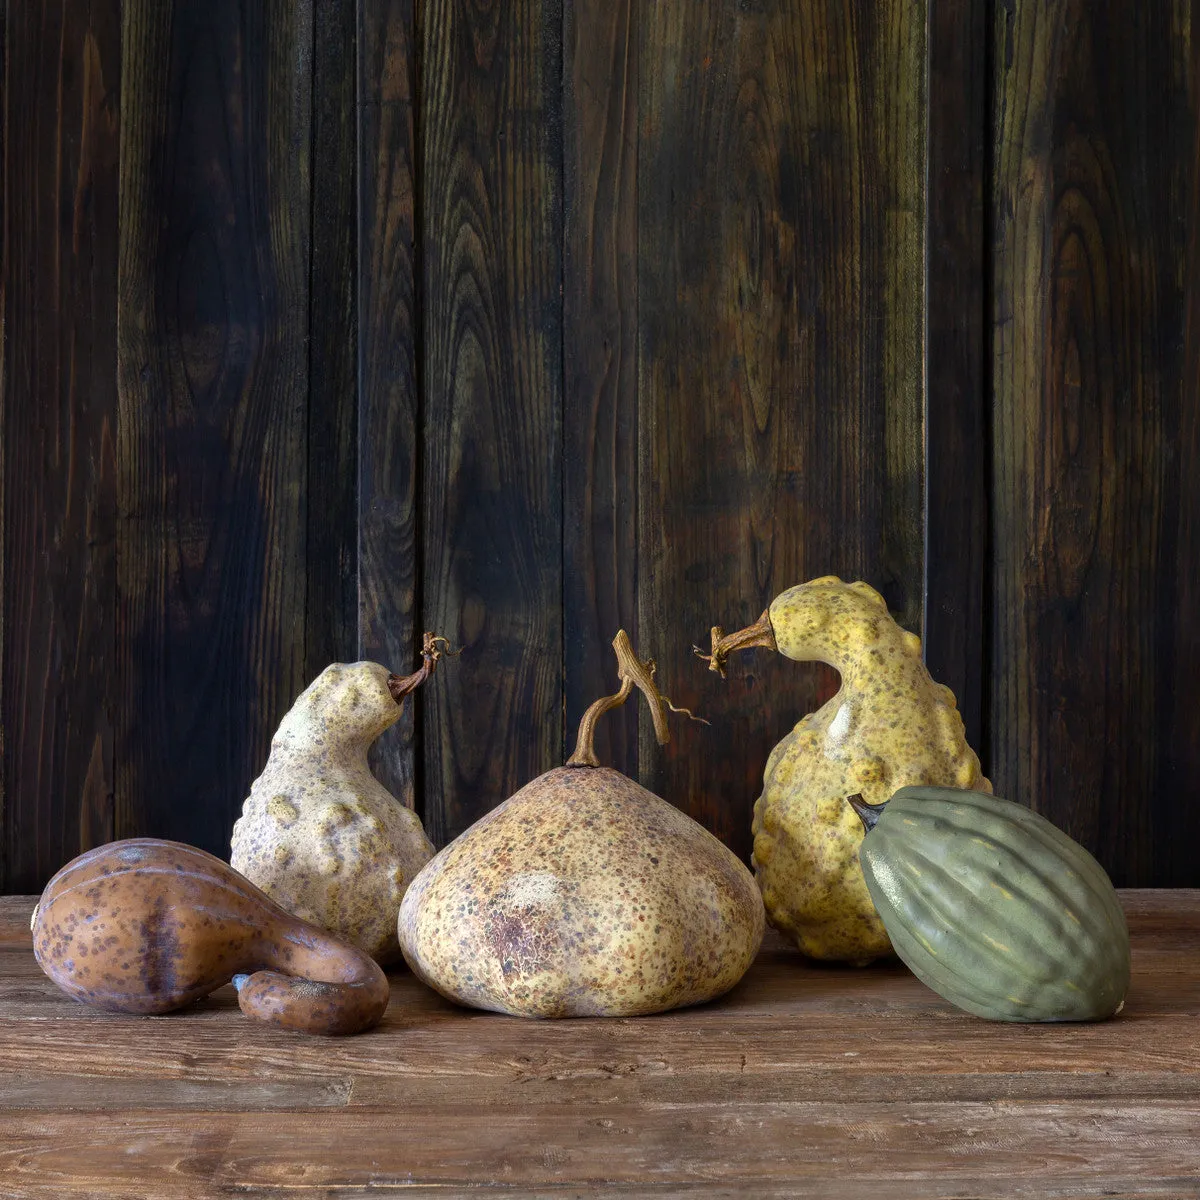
[
  {"left": 850, "top": 787, "right": 1131, "bottom": 1022},
  {"left": 32, "top": 839, "right": 389, "bottom": 1035},
  {"left": 232, "top": 633, "right": 453, "bottom": 964},
  {"left": 702, "top": 576, "right": 990, "bottom": 963},
  {"left": 399, "top": 631, "right": 765, "bottom": 1017}
]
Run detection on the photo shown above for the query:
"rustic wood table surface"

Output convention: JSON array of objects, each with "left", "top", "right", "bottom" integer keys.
[{"left": 0, "top": 891, "right": 1197, "bottom": 1197}]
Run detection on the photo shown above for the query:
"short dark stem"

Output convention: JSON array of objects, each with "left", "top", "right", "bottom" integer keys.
[
  {"left": 848, "top": 793, "right": 887, "bottom": 833},
  {"left": 388, "top": 631, "right": 459, "bottom": 701}
]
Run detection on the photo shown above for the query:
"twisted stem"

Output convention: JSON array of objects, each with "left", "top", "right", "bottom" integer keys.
[
  {"left": 388, "top": 632, "right": 460, "bottom": 701},
  {"left": 568, "top": 630, "right": 707, "bottom": 767}
]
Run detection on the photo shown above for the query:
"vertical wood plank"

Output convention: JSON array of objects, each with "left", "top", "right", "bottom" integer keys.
[
  {"left": 306, "top": 0, "right": 360, "bottom": 677},
  {"left": 1164, "top": 1, "right": 1200, "bottom": 885},
  {"left": 420, "top": 0, "right": 564, "bottom": 844},
  {"left": 1, "top": 2, "right": 121, "bottom": 890},
  {"left": 117, "top": 0, "right": 313, "bottom": 855},
  {"left": 562, "top": 0, "right": 639, "bottom": 775},
  {"left": 1, "top": 0, "right": 5, "bottom": 890},
  {"left": 357, "top": 0, "right": 421, "bottom": 808},
  {"left": 923, "top": 0, "right": 988, "bottom": 754},
  {"left": 638, "top": 1, "right": 927, "bottom": 857},
  {"left": 990, "top": 0, "right": 1197, "bottom": 883}
]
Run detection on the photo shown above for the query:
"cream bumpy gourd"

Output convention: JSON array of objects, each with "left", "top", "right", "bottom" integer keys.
[
  {"left": 704, "top": 576, "right": 990, "bottom": 964},
  {"left": 231, "top": 633, "right": 453, "bottom": 964}
]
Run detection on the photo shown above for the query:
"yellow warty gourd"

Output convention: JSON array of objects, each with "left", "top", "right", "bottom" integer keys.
[{"left": 705, "top": 576, "right": 990, "bottom": 964}]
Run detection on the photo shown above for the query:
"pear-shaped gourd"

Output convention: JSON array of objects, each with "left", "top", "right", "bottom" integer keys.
[
  {"left": 33, "top": 839, "right": 388, "bottom": 1035},
  {"left": 232, "top": 633, "right": 454, "bottom": 964},
  {"left": 398, "top": 632, "right": 765, "bottom": 1017},
  {"left": 702, "top": 577, "right": 989, "bottom": 964}
]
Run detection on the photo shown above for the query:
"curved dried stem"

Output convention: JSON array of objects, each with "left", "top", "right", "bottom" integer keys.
[
  {"left": 694, "top": 609, "right": 777, "bottom": 678},
  {"left": 567, "top": 630, "right": 708, "bottom": 768},
  {"left": 388, "top": 631, "right": 460, "bottom": 702}
]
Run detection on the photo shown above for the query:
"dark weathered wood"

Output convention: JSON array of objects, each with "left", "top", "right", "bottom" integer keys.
[
  {"left": 357, "top": 0, "right": 422, "bottom": 809},
  {"left": 0, "top": 892, "right": 1196, "bottom": 1196},
  {"left": 116, "top": 1, "right": 313, "bottom": 854},
  {"left": 4, "top": 0, "right": 1198, "bottom": 893},
  {"left": 989, "top": 1, "right": 1198, "bottom": 884},
  {"left": 923, "top": 0, "right": 988, "bottom": 755},
  {"left": 0, "top": 2, "right": 121, "bottom": 892},
  {"left": 562, "top": 0, "right": 640, "bottom": 776},
  {"left": 305, "top": 0, "right": 360, "bottom": 677},
  {"left": 637, "top": 1, "right": 927, "bottom": 857},
  {"left": 1167, "top": 1, "right": 1200, "bottom": 886},
  {"left": 419, "top": 0, "right": 564, "bottom": 843}
]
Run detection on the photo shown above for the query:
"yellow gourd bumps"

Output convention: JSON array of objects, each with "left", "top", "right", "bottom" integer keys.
[{"left": 709, "top": 577, "right": 990, "bottom": 964}]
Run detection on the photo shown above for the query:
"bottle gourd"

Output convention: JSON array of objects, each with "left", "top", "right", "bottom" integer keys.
[
  {"left": 232, "top": 633, "right": 454, "bottom": 964},
  {"left": 703, "top": 576, "right": 989, "bottom": 964},
  {"left": 32, "top": 840, "right": 389, "bottom": 1035}
]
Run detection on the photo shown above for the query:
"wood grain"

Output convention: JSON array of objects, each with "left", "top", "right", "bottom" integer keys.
[
  {"left": 419, "top": 0, "right": 564, "bottom": 843},
  {"left": 923, "top": 0, "right": 988, "bottom": 753},
  {"left": 1, "top": 1104, "right": 1197, "bottom": 1197},
  {"left": 357, "top": 0, "right": 422, "bottom": 809},
  {"left": 0, "top": 1, "right": 121, "bottom": 892},
  {"left": 989, "top": 1, "right": 1198, "bottom": 883},
  {"left": 0, "top": 892, "right": 1195, "bottom": 1197},
  {"left": 305, "top": 0, "right": 360, "bottom": 678},
  {"left": 116, "top": 1, "right": 313, "bottom": 854},
  {"left": 562, "top": 0, "right": 640, "bottom": 775},
  {"left": 637, "top": 1, "right": 926, "bottom": 857},
  {"left": 1166, "top": 3, "right": 1200, "bottom": 886},
  {"left": 2, "top": 0, "right": 1197, "bottom": 890}
]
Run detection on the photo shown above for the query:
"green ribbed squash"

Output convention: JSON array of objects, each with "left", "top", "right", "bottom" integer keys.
[{"left": 850, "top": 786, "right": 1130, "bottom": 1022}]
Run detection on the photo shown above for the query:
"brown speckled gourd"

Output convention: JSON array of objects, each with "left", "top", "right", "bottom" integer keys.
[
  {"left": 231, "top": 633, "right": 453, "bottom": 964},
  {"left": 398, "top": 632, "right": 765, "bottom": 1017},
  {"left": 32, "top": 839, "right": 389, "bottom": 1035},
  {"left": 703, "top": 576, "right": 990, "bottom": 964}
]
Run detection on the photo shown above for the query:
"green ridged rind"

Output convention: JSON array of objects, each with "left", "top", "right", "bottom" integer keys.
[{"left": 859, "top": 786, "right": 1131, "bottom": 1023}]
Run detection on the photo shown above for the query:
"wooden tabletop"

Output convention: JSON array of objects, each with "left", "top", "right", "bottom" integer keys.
[{"left": 0, "top": 891, "right": 1198, "bottom": 1197}]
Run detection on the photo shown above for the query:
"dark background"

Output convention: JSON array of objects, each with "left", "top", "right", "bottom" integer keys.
[{"left": 1, "top": 0, "right": 1196, "bottom": 892}]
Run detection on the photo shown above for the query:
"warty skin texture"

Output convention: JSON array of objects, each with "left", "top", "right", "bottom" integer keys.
[
  {"left": 232, "top": 661, "right": 434, "bottom": 964},
  {"left": 747, "top": 577, "right": 991, "bottom": 964}
]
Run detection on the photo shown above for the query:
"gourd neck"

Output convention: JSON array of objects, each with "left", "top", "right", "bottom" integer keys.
[
  {"left": 268, "top": 633, "right": 456, "bottom": 770},
  {"left": 797, "top": 623, "right": 926, "bottom": 682},
  {"left": 268, "top": 736, "right": 373, "bottom": 771},
  {"left": 702, "top": 601, "right": 925, "bottom": 687}
]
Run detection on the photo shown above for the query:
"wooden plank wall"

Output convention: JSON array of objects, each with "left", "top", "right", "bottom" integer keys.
[
  {"left": 637, "top": 0, "right": 926, "bottom": 861},
  {"left": 990, "top": 0, "right": 1199, "bottom": 885},
  {"left": 0, "top": 0, "right": 1196, "bottom": 892}
]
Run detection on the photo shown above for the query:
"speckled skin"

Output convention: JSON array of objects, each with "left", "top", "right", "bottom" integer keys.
[
  {"left": 398, "top": 766, "right": 765, "bottom": 1017},
  {"left": 32, "top": 839, "right": 389, "bottom": 1035},
  {"left": 751, "top": 577, "right": 991, "bottom": 963},
  {"left": 231, "top": 662, "right": 434, "bottom": 964}
]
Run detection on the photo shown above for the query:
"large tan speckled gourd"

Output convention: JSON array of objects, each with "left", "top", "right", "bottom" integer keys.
[
  {"left": 231, "top": 633, "right": 453, "bottom": 964},
  {"left": 399, "top": 631, "right": 764, "bottom": 1017},
  {"left": 704, "top": 576, "right": 990, "bottom": 964}
]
